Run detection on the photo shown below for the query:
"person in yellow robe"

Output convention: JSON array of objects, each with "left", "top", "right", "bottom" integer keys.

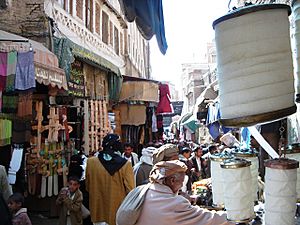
[{"left": 86, "top": 134, "right": 135, "bottom": 225}]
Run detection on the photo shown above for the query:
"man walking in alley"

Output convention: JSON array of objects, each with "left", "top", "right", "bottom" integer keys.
[{"left": 86, "top": 134, "right": 135, "bottom": 225}]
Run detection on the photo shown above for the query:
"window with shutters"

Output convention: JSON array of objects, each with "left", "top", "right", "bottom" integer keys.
[
  {"left": 95, "top": 3, "right": 100, "bottom": 34},
  {"left": 76, "top": 0, "right": 83, "bottom": 20},
  {"left": 85, "top": 0, "right": 93, "bottom": 31},
  {"left": 102, "top": 11, "right": 109, "bottom": 44},
  {"left": 114, "top": 26, "right": 119, "bottom": 55},
  {"left": 109, "top": 21, "right": 113, "bottom": 46}
]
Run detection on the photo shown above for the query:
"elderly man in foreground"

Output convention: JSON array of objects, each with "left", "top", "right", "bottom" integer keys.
[{"left": 135, "top": 160, "right": 233, "bottom": 225}]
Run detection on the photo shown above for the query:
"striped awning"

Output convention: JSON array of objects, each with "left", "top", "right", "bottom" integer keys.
[{"left": 0, "top": 30, "right": 68, "bottom": 90}]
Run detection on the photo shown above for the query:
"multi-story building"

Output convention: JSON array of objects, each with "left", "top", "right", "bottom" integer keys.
[{"left": 181, "top": 63, "right": 209, "bottom": 113}]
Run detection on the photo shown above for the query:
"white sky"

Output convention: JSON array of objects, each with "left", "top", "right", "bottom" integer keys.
[{"left": 150, "top": 0, "right": 229, "bottom": 87}]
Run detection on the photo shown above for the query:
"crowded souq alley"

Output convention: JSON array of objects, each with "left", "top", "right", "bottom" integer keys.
[{"left": 1, "top": 0, "right": 300, "bottom": 225}]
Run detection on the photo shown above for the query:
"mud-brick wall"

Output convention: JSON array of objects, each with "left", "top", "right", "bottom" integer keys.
[{"left": 0, "top": 0, "right": 49, "bottom": 44}]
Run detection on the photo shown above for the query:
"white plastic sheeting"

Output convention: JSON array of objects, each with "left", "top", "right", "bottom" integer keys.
[
  {"left": 211, "top": 160, "right": 225, "bottom": 207},
  {"left": 265, "top": 168, "right": 297, "bottom": 225},
  {"left": 285, "top": 153, "right": 300, "bottom": 200},
  {"left": 221, "top": 165, "right": 254, "bottom": 222},
  {"left": 292, "top": 1, "right": 300, "bottom": 97}
]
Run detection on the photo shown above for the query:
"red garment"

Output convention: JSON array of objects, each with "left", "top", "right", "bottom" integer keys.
[{"left": 157, "top": 84, "right": 172, "bottom": 114}]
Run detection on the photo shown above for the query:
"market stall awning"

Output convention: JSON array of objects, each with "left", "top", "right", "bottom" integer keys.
[
  {"left": 0, "top": 30, "right": 68, "bottom": 90},
  {"left": 119, "top": 76, "right": 159, "bottom": 102}
]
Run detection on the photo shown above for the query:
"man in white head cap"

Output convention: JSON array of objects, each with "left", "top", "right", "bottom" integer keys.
[
  {"left": 133, "top": 146, "right": 156, "bottom": 186},
  {"left": 127, "top": 160, "right": 233, "bottom": 225}
]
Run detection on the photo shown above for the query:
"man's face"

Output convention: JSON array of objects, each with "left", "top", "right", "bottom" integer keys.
[
  {"left": 124, "top": 146, "right": 133, "bottom": 157},
  {"left": 195, "top": 148, "right": 203, "bottom": 157},
  {"left": 182, "top": 151, "right": 191, "bottom": 159},
  {"left": 168, "top": 172, "right": 185, "bottom": 193}
]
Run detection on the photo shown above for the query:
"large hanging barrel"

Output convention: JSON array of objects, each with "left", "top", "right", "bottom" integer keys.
[
  {"left": 210, "top": 153, "right": 233, "bottom": 207},
  {"left": 232, "top": 149, "right": 259, "bottom": 201},
  {"left": 213, "top": 4, "right": 296, "bottom": 127},
  {"left": 220, "top": 158, "right": 254, "bottom": 223},
  {"left": 292, "top": 0, "right": 300, "bottom": 103},
  {"left": 265, "top": 158, "right": 299, "bottom": 225}
]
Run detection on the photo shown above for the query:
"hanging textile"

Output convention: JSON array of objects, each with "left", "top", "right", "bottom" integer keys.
[
  {"left": 157, "top": 84, "right": 172, "bottom": 114},
  {"left": 0, "top": 119, "right": 12, "bottom": 146},
  {"left": 15, "top": 51, "right": 35, "bottom": 91},
  {"left": 17, "top": 91, "right": 32, "bottom": 118},
  {"left": 0, "top": 52, "right": 8, "bottom": 91},
  {"left": 5, "top": 51, "right": 17, "bottom": 93},
  {"left": 119, "top": 0, "right": 168, "bottom": 54},
  {"left": 2, "top": 95, "right": 18, "bottom": 114},
  {"left": 8, "top": 146, "right": 23, "bottom": 184}
]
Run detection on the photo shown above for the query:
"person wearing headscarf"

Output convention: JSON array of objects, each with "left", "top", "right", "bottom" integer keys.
[
  {"left": 134, "top": 160, "right": 233, "bottom": 225},
  {"left": 152, "top": 143, "right": 179, "bottom": 164},
  {"left": 133, "top": 146, "right": 156, "bottom": 186},
  {"left": 86, "top": 134, "right": 135, "bottom": 225}
]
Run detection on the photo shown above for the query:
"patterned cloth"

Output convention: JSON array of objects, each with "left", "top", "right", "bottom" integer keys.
[
  {"left": 6, "top": 51, "right": 17, "bottom": 93},
  {"left": 0, "top": 52, "right": 8, "bottom": 91},
  {"left": 15, "top": 51, "right": 35, "bottom": 91},
  {"left": 0, "top": 119, "right": 12, "bottom": 146}
]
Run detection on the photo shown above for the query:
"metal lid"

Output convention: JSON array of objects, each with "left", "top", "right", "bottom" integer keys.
[
  {"left": 232, "top": 148, "right": 258, "bottom": 158},
  {"left": 213, "top": 4, "right": 291, "bottom": 29},
  {"left": 210, "top": 153, "right": 233, "bottom": 162},
  {"left": 265, "top": 158, "right": 299, "bottom": 170},
  {"left": 220, "top": 158, "right": 251, "bottom": 169}
]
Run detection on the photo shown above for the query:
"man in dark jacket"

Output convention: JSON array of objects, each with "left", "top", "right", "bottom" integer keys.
[{"left": 190, "top": 146, "right": 207, "bottom": 183}]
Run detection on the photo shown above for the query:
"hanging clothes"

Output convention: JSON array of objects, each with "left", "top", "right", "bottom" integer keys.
[
  {"left": 2, "top": 95, "right": 18, "bottom": 114},
  {"left": 0, "top": 119, "right": 12, "bottom": 146},
  {"left": 5, "top": 51, "right": 17, "bottom": 93},
  {"left": 152, "top": 108, "right": 158, "bottom": 132},
  {"left": 119, "top": 0, "right": 168, "bottom": 54},
  {"left": 15, "top": 51, "right": 35, "bottom": 91},
  {"left": 157, "top": 84, "right": 172, "bottom": 114},
  {"left": 17, "top": 92, "right": 32, "bottom": 118},
  {"left": 0, "top": 52, "right": 8, "bottom": 91}
]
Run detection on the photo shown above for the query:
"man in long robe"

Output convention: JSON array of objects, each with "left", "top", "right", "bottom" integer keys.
[
  {"left": 135, "top": 160, "right": 233, "bottom": 225},
  {"left": 86, "top": 134, "right": 134, "bottom": 225}
]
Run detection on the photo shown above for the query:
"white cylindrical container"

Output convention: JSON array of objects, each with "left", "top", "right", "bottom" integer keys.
[
  {"left": 213, "top": 4, "right": 296, "bottom": 127},
  {"left": 265, "top": 158, "right": 299, "bottom": 225},
  {"left": 285, "top": 146, "right": 300, "bottom": 201},
  {"left": 292, "top": 0, "right": 300, "bottom": 103},
  {"left": 210, "top": 153, "right": 232, "bottom": 208},
  {"left": 233, "top": 150, "right": 259, "bottom": 201},
  {"left": 221, "top": 158, "right": 254, "bottom": 223}
]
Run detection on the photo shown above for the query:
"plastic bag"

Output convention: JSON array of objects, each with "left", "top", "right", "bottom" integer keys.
[
  {"left": 81, "top": 204, "right": 90, "bottom": 219},
  {"left": 116, "top": 183, "right": 150, "bottom": 225}
]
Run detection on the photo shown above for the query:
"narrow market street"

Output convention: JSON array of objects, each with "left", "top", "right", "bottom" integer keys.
[{"left": 1, "top": 0, "right": 300, "bottom": 225}]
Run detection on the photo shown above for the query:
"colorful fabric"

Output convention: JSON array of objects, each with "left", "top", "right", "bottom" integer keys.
[
  {"left": 157, "top": 84, "right": 172, "bottom": 114},
  {"left": 5, "top": 51, "right": 17, "bottom": 92},
  {"left": 2, "top": 95, "right": 18, "bottom": 114},
  {"left": 15, "top": 51, "right": 35, "bottom": 91},
  {"left": 0, "top": 119, "right": 12, "bottom": 146},
  {"left": 17, "top": 92, "right": 32, "bottom": 118},
  {"left": 0, "top": 52, "right": 8, "bottom": 91}
]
